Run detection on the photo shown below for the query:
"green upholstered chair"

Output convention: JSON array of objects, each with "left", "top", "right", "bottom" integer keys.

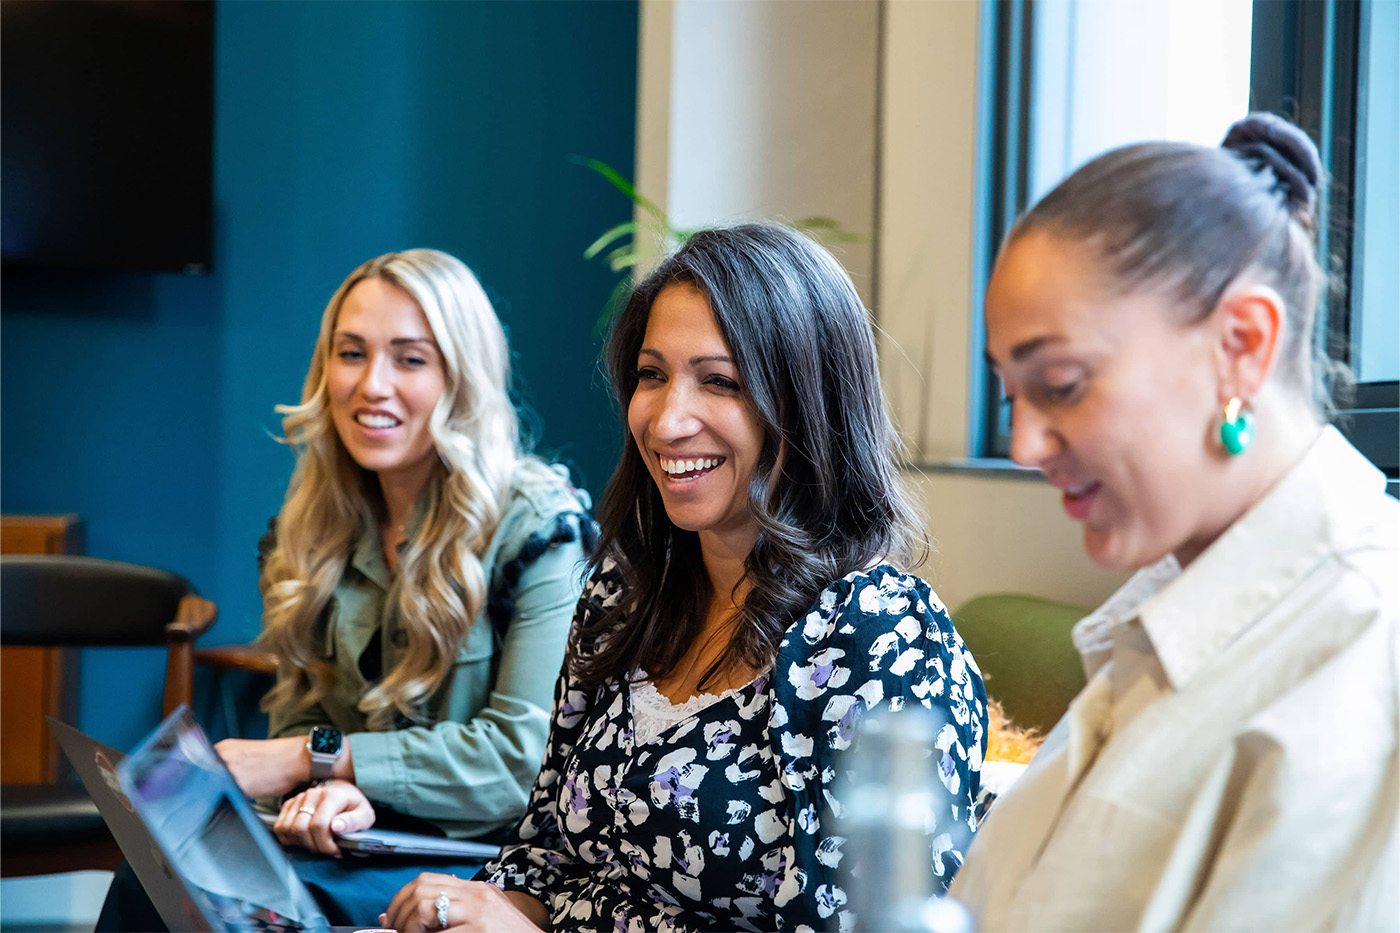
[{"left": 953, "top": 593, "right": 1089, "bottom": 736}]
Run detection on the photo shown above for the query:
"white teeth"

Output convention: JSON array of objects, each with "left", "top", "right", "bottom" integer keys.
[
  {"left": 660, "top": 456, "right": 722, "bottom": 475},
  {"left": 1067, "top": 482, "right": 1092, "bottom": 496},
  {"left": 356, "top": 413, "right": 399, "bottom": 429}
]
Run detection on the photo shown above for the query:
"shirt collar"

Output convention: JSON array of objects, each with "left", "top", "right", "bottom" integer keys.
[
  {"left": 349, "top": 490, "right": 432, "bottom": 590},
  {"left": 1071, "top": 554, "right": 1180, "bottom": 680},
  {"left": 1138, "top": 426, "right": 1385, "bottom": 690}
]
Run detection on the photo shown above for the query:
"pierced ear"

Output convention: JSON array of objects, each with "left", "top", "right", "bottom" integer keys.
[{"left": 1213, "top": 284, "right": 1285, "bottom": 403}]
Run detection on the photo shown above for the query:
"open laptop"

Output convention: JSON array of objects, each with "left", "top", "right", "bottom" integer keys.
[
  {"left": 52, "top": 710, "right": 336, "bottom": 932},
  {"left": 52, "top": 708, "right": 496, "bottom": 932}
]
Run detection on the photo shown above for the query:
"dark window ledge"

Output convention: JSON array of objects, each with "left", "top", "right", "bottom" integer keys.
[{"left": 904, "top": 458, "right": 1044, "bottom": 481}]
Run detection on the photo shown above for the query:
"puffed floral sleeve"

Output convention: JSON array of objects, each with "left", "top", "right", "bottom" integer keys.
[
  {"left": 484, "top": 561, "right": 623, "bottom": 904},
  {"left": 768, "top": 565, "right": 987, "bottom": 931}
]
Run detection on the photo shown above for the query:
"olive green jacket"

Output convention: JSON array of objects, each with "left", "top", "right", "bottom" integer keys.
[{"left": 266, "top": 466, "right": 592, "bottom": 840}]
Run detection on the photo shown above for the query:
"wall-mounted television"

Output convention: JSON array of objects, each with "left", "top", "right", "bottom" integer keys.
[{"left": 1, "top": 1, "right": 214, "bottom": 274}]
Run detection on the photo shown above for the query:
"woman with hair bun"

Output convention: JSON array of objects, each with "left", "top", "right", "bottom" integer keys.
[
  {"left": 98, "top": 249, "right": 595, "bottom": 929},
  {"left": 384, "top": 223, "right": 987, "bottom": 932},
  {"left": 951, "top": 113, "right": 1398, "bottom": 929}
]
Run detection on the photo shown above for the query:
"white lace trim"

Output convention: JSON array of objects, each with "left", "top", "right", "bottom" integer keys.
[{"left": 629, "top": 677, "right": 747, "bottom": 746}]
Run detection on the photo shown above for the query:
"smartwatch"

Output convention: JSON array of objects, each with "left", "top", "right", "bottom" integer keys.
[{"left": 306, "top": 726, "right": 344, "bottom": 782}]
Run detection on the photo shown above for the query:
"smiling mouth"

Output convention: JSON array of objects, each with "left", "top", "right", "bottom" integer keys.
[
  {"left": 1060, "top": 481, "right": 1101, "bottom": 521},
  {"left": 355, "top": 412, "right": 401, "bottom": 429},
  {"left": 658, "top": 455, "right": 725, "bottom": 482}
]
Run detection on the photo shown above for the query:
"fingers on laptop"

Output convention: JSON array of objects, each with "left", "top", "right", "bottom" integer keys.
[{"left": 272, "top": 779, "right": 375, "bottom": 856}]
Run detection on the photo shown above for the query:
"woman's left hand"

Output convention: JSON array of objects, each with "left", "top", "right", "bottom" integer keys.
[
  {"left": 382, "top": 874, "right": 543, "bottom": 932},
  {"left": 273, "top": 780, "right": 376, "bottom": 856}
]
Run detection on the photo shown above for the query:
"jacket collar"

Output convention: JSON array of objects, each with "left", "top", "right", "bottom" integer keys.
[{"left": 349, "top": 491, "right": 432, "bottom": 591}]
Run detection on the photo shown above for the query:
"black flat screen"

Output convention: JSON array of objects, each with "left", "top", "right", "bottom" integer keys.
[{"left": 1, "top": 1, "right": 214, "bottom": 273}]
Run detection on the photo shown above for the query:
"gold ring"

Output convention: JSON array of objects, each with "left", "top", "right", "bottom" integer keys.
[{"left": 298, "top": 805, "right": 315, "bottom": 816}]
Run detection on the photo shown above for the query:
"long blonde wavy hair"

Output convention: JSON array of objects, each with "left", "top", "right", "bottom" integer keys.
[{"left": 260, "top": 249, "right": 552, "bottom": 729}]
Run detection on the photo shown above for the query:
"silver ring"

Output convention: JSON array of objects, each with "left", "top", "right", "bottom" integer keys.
[
  {"left": 298, "top": 805, "right": 315, "bottom": 816},
  {"left": 435, "top": 892, "right": 450, "bottom": 929}
]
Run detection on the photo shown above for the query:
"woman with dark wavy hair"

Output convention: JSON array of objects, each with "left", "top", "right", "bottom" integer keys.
[{"left": 383, "top": 223, "right": 988, "bottom": 932}]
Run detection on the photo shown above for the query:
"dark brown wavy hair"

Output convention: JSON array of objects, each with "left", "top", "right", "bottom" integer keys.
[{"left": 568, "top": 223, "right": 926, "bottom": 690}]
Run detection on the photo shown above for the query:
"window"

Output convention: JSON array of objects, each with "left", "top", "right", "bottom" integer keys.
[
  {"left": 974, "top": 0, "right": 1254, "bottom": 458},
  {"left": 1250, "top": 0, "right": 1399, "bottom": 494},
  {"left": 1351, "top": 0, "right": 1399, "bottom": 385}
]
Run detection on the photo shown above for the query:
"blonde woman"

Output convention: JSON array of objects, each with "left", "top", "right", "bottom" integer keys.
[{"left": 97, "top": 249, "right": 595, "bottom": 930}]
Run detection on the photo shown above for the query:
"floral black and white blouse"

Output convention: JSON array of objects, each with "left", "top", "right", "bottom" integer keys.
[{"left": 485, "top": 561, "right": 987, "bottom": 932}]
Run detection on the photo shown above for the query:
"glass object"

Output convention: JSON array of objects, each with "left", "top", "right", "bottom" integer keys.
[{"left": 838, "top": 704, "right": 974, "bottom": 933}]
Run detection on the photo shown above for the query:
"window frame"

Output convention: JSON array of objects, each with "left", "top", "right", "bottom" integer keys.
[
  {"left": 1251, "top": 0, "right": 1399, "bottom": 495},
  {"left": 970, "top": 0, "right": 1033, "bottom": 460}
]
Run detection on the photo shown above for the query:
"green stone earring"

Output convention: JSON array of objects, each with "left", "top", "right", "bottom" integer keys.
[{"left": 1219, "top": 397, "right": 1255, "bottom": 456}]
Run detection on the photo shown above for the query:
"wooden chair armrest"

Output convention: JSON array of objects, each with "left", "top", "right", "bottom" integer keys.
[
  {"left": 162, "top": 595, "right": 217, "bottom": 715},
  {"left": 166, "top": 594, "right": 218, "bottom": 642},
  {"left": 195, "top": 644, "right": 279, "bottom": 675}
]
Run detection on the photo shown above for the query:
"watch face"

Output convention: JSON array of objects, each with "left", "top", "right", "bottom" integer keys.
[{"left": 309, "top": 727, "right": 342, "bottom": 756}]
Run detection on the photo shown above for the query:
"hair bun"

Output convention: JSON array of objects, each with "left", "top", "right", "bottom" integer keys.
[{"left": 1222, "top": 112, "right": 1323, "bottom": 224}]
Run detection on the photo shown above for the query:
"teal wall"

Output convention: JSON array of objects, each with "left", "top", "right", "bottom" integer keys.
[{"left": 0, "top": 1, "right": 637, "bottom": 750}]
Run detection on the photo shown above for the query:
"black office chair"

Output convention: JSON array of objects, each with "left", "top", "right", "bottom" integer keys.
[{"left": 0, "top": 554, "right": 217, "bottom": 877}]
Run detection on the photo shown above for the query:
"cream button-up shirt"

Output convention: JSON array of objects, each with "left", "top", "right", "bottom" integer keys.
[{"left": 951, "top": 427, "right": 1399, "bottom": 931}]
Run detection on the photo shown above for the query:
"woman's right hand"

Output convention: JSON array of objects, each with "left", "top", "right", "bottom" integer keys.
[
  {"left": 382, "top": 874, "right": 547, "bottom": 932},
  {"left": 272, "top": 779, "right": 376, "bottom": 856}
]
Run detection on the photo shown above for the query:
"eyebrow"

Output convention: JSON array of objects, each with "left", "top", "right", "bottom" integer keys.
[
  {"left": 638, "top": 348, "right": 734, "bottom": 366},
  {"left": 334, "top": 331, "right": 437, "bottom": 348},
  {"left": 1005, "top": 334, "right": 1066, "bottom": 363}
]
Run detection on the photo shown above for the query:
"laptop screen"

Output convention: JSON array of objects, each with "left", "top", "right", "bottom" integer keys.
[{"left": 118, "top": 708, "right": 330, "bottom": 933}]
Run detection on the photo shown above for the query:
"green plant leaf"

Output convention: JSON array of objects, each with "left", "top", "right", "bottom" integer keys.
[
  {"left": 606, "top": 244, "right": 638, "bottom": 273},
  {"left": 574, "top": 155, "right": 866, "bottom": 329},
  {"left": 793, "top": 216, "right": 866, "bottom": 243},
  {"left": 583, "top": 221, "right": 638, "bottom": 260},
  {"left": 571, "top": 156, "right": 668, "bottom": 223}
]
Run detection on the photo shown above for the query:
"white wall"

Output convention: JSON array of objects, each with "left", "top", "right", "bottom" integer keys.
[
  {"left": 877, "top": 0, "right": 982, "bottom": 461},
  {"left": 910, "top": 471, "right": 1128, "bottom": 613},
  {"left": 635, "top": 0, "right": 878, "bottom": 302}
]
